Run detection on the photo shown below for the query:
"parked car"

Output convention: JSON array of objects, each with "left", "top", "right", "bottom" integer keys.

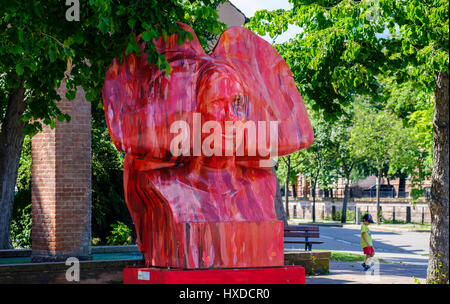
[{"left": 362, "top": 184, "right": 396, "bottom": 198}]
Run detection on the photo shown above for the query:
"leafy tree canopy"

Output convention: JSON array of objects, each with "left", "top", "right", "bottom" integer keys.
[
  {"left": 0, "top": 0, "right": 226, "bottom": 135},
  {"left": 348, "top": 101, "right": 418, "bottom": 177},
  {"left": 247, "top": 0, "right": 448, "bottom": 119}
]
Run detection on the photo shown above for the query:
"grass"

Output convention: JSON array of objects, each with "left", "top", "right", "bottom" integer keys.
[
  {"left": 382, "top": 219, "right": 430, "bottom": 226},
  {"left": 329, "top": 251, "right": 365, "bottom": 262},
  {"left": 381, "top": 222, "right": 431, "bottom": 231},
  {"left": 327, "top": 250, "right": 389, "bottom": 263}
]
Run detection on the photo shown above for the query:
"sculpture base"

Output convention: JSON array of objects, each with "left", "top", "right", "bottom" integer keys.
[
  {"left": 123, "top": 265, "right": 305, "bottom": 284},
  {"left": 137, "top": 220, "right": 284, "bottom": 269}
]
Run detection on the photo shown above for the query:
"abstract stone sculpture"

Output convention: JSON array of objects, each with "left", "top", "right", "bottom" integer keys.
[{"left": 103, "top": 23, "right": 313, "bottom": 269}]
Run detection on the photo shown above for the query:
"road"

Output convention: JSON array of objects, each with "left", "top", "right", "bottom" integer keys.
[{"left": 306, "top": 260, "right": 427, "bottom": 284}]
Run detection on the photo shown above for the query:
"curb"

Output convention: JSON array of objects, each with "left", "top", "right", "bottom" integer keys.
[
  {"left": 342, "top": 224, "right": 430, "bottom": 233},
  {"left": 291, "top": 223, "right": 344, "bottom": 228}
]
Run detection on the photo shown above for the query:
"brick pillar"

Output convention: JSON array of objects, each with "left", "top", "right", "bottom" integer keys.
[{"left": 31, "top": 82, "right": 91, "bottom": 262}]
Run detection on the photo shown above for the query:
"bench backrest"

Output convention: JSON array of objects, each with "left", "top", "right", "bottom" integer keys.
[{"left": 284, "top": 226, "right": 320, "bottom": 238}]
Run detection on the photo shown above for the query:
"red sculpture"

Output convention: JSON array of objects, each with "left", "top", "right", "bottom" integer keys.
[{"left": 103, "top": 23, "right": 313, "bottom": 269}]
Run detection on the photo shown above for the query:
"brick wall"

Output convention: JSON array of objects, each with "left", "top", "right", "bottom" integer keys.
[{"left": 31, "top": 81, "right": 91, "bottom": 261}]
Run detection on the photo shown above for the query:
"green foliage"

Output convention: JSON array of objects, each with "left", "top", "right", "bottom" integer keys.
[
  {"left": 374, "top": 76, "right": 434, "bottom": 199},
  {"left": 10, "top": 204, "right": 31, "bottom": 249},
  {"left": 349, "top": 102, "right": 418, "bottom": 178},
  {"left": 328, "top": 106, "right": 361, "bottom": 198},
  {"left": 106, "top": 221, "right": 133, "bottom": 246},
  {"left": 91, "top": 104, "right": 132, "bottom": 243},
  {"left": 252, "top": 2, "right": 446, "bottom": 281},
  {"left": 0, "top": 0, "right": 226, "bottom": 136},
  {"left": 330, "top": 251, "right": 365, "bottom": 262},
  {"left": 427, "top": 254, "right": 450, "bottom": 284},
  {"left": 13, "top": 135, "right": 32, "bottom": 217},
  {"left": 247, "top": 0, "right": 448, "bottom": 119},
  {"left": 413, "top": 276, "right": 422, "bottom": 284},
  {"left": 9, "top": 135, "right": 32, "bottom": 248},
  {"left": 332, "top": 209, "right": 356, "bottom": 222},
  {"left": 329, "top": 250, "right": 387, "bottom": 263},
  {"left": 252, "top": 0, "right": 445, "bottom": 200},
  {"left": 91, "top": 237, "right": 101, "bottom": 246},
  {"left": 2, "top": 0, "right": 226, "bottom": 247},
  {"left": 293, "top": 112, "right": 337, "bottom": 192},
  {"left": 276, "top": 156, "right": 300, "bottom": 186}
]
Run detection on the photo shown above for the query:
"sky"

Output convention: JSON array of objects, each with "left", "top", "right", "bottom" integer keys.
[{"left": 230, "top": 0, "right": 301, "bottom": 44}]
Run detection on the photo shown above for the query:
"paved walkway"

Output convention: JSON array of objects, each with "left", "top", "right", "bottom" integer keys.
[
  {"left": 285, "top": 224, "right": 430, "bottom": 284},
  {"left": 286, "top": 225, "right": 429, "bottom": 261},
  {"left": 306, "top": 260, "right": 427, "bottom": 284}
]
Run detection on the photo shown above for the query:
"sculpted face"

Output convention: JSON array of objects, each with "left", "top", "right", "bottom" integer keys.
[
  {"left": 196, "top": 62, "right": 248, "bottom": 157},
  {"left": 102, "top": 23, "right": 314, "bottom": 269},
  {"left": 197, "top": 63, "right": 245, "bottom": 121}
]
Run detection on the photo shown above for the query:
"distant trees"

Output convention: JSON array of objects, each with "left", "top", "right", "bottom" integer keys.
[
  {"left": 329, "top": 112, "right": 360, "bottom": 223},
  {"left": 349, "top": 102, "right": 418, "bottom": 224},
  {"left": 380, "top": 77, "right": 434, "bottom": 198},
  {"left": 277, "top": 153, "right": 302, "bottom": 219},
  {"left": 296, "top": 117, "right": 335, "bottom": 222},
  {"left": 0, "top": 0, "right": 225, "bottom": 248},
  {"left": 277, "top": 112, "right": 336, "bottom": 222}
]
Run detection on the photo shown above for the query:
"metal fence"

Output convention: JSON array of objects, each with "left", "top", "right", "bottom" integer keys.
[{"left": 288, "top": 202, "right": 431, "bottom": 224}]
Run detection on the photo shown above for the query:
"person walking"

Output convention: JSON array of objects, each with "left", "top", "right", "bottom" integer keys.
[{"left": 361, "top": 213, "right": 375, "bottom": 271}]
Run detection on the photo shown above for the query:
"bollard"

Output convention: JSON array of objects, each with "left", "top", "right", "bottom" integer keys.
[
  {"left": 332, "top": 205, "right": 336, "bottom": 221},
  {"left": 356, "top": 207, "right": 361, "bottom": 224},
  {"left": 393, "top": 206, "right": 396, "bottom": 223},
  {"left": 406, "top": 206, "right": 411, "bottom": 223},
  {"left": 422, "top": 206, "right": 425, "bottom": 225},
  {"left": 293, "top": 205, "right": 297, "bottom": 218}
]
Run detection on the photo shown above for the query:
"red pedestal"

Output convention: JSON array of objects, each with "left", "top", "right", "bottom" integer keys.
[{"left": 123, "top": 266, "right": 305, "bottom": 284}]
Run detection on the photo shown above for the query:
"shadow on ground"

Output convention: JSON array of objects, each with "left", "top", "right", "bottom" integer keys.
[{"left": 306, "top": 261, "right": 427, "bottom": 284}]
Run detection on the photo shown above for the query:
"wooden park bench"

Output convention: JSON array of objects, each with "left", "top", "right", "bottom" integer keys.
[{"left": 284, "top": 225, "right": 323, "bottom": 251}]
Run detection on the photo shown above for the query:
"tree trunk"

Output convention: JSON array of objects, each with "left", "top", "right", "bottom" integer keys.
[
  {"left": 312, "top": 188, "right": 316, "bottom": 222},
  {"left": 341, "top": 177, "right": 350, "bottom": 223},
  {"left": 291, "top": 180, "right": 297, "bottom": 198},
  {"left": 0, "top": 81, "right": 26, "bottom": 249},
  {"left": 284, "top": 156, "right": 291, "bottom": 220},
  {"left": 376, "top": 171, "right": 381, "bottom": 224},
  {"left": 272, "top": 166, "right": 287, "bottom": 227},
  {"left": 427, "top": 72, "right": 449, "bottom": 284}
]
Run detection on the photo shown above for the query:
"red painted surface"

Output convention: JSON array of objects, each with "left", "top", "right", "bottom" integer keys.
[
  {"left": 123, "top": 266, "right": 305, "bottom": 284},
  {"left": 103, "top": 23, "right": 314, "bottom": 269}
]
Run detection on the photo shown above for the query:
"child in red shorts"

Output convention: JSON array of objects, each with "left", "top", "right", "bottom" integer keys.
[{"left": 361, "top": 214, "right": 375, "bottom": 270}]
